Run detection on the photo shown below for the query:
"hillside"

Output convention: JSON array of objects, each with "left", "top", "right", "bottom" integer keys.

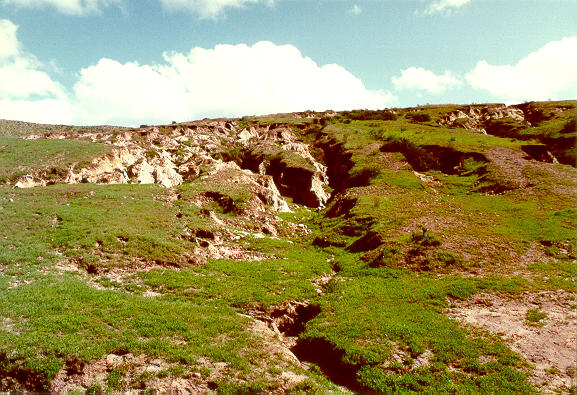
[{"left": 0, "top": 100, "right": 575, "bottom": 393}]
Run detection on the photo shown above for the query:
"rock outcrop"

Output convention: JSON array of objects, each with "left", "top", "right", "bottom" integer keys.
[
  {"left": 438, "top": 104, "right": 528, "bottom": 133},
  {"left": 15, "top": 120, "right": 331, "bottom": 210}
]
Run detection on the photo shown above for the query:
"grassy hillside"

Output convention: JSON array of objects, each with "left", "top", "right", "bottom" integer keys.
[{"left": 0, "top": 101, "right": 575, "bottom": 392}]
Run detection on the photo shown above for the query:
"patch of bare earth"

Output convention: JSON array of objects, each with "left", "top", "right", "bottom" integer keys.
[
  {"left": 50, "top": 353, "right": 218, "bottom": 393},
  {"left": 446, "top": 291, "right": 577, "bottom": 392},
  {"left": 246, "top": 320, "right": 310, "bottom": 390},
  {"left": 49, "top": 307, "right": 314, "bottom": 393}
]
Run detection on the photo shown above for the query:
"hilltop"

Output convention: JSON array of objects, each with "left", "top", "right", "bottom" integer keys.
[{"left": 0, "top": 100, "right": 575, "bottom": 392}]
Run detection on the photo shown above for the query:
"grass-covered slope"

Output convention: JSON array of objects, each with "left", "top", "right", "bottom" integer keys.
[
  {"left": 0, "top": 137, "right": 112, "bottom": 183},
  {"left": 0, "top": 100, "right": 575, "bottom": 392}
]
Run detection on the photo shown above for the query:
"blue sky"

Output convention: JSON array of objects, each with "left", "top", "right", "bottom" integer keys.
[{"left": 1, "top": 0, "right": 576, "bottom": 126}]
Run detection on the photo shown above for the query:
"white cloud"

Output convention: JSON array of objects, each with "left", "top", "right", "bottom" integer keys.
[
  {"left": 73, "top": 58, "right": 190, "bottom": 125},
  {"left": 73, "top": 41, "right": 395, "bottom": 126},
  {"left": 466, "top": 37, "right": 577, "bottom": 101},
  {"left": 0, "top": 19, "right": 65, "bottom": 99},
  {"left": 423, "top": 0, "right": 470, "bottom": 15},
  {"left": 0, "top": 19, "right": 72, "bottom": 123},
  {"left": 392, "top": 67, "right": 460, "bottom": 94},
  {"left": 2, "top": 0, "right": 267, "bottom": 17},
  {"left": 0, "top": 18, "right": 394, "bottom": 126},
  {"left": 1, "top": 0, "right": 124, "bottom": 15},
  {"left": 0, "top": 59, "right": 66, "bottom": 98},
  {"left": 0, "top": 98, "right": 74, "bottom": 124},
  {"left": 159, "top": 0, "right": 273, "bottom": 19},
  {"left": 347, "top": 4, "right": 361, "bottom": 15},
  {"left": 0, "top": 19, "right": 20, "bottom": 59}
]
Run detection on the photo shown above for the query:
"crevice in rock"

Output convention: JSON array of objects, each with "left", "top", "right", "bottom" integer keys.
[
  {"left": 290, "top": 338, "right": 363, "bottom": 391},
  {"left": 437, "top": 104, "right": 575, "bottom": 167},
  {"left": 380, "top": 139, "right": 489, "bottom": 176},
  {"left": 273, "top": 303, "right": 321, "bottom": 336},
  {"left": 418, "top": 145, "right": 488, "bottom": 175},
  {"left": 520, "top": 144, "right": 559, "bottom": 163},
  {"left": 212, "top": 124, "right": 331, "bottom": 208},
  {"left": 313, "top": 136, "right": 355, "bottom": 194},
  {"left": 243, "top": 301, "right": 366, "bottom": 391},
  {"left": 346, "top": 230, "right": 384, "bottom": 253},
  {"left": 265, "top": 156, "right": 325, "bottom": 207},
  {"left": 0, "top": 352, "right": 49, "bottom": 392},
  {"left": 244, "top": 300, "right": 321, "bottom": 338}
]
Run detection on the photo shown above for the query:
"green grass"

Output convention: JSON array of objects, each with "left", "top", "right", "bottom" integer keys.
[
  {"left": 139, "top": 237, "right": 332, "bottom": 308},
  {"left": 0, "top": 183, "right": 328, "bottom": 391},
  {"left": 300, "top": 269, "right": 533, "bottom": 392},
  {"left": 325, "top": 120, "right": 532, "bottom": 152},
  {"left": 48, "top": 184, "right": 194, "bottom": 269},
  {"left": 276, "top": 105, "right": 575, "bottom": 391},
  {"left": 526, "top": 260, "right": 577, "bottom": 291},
  {"left": 179, "top": 173, "right": 259, "bottom": 213},
  {"left": 315, "top": 115, "right": 576, "bottom": 267},
  {"left": 0, "top": 136, "right": 111, "bottom": 182},
  {"left": 1, "top": 102, "right": 575, "bottom": 391},
  {"left": 525, "top": 309, "right": 547, "bottom": 327},
  {"left": 0, "top": 274, "right": 252, "bottom": 391},
  {"left": 0, "top": 182, "right": 333, "bottom": 390},
  {"left": 0, "top": 119, "right": 130, "bottom": 138}
]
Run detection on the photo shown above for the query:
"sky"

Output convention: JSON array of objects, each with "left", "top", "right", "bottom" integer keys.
[{"left": 0, "top": 0, "right": 576, "bottom": 126}]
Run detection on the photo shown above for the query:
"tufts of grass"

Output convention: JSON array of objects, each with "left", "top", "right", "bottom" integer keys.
[
  {"left": 138, "top": 237, "right": 332, "bottom": 308},
  {"left": 299, "top": 271, "right": 533, "bottom": 392},
  {"left": 525, "top": 309, "right": 547, "bottom": 327},
  {"left": 410, "top": 226, "right": 442, "bottom": 247},
  {"left": 0, "top": 119, "right": 131, "bottom": 138},
  {"left": 47, "top": 184, "right": 197, "bottom": 270},
  {"left": 0, "top": 275, "right": 252, "bottom": 391},
  {"left": 0, "top": 136, "right": 111, "bottom": 182}
]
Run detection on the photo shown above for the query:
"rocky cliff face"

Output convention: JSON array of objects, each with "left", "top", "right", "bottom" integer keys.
[
  {"left": 438, "top": 104, "right": 527, "bottom": 133},
  {"left": 18, "top": 119, "right": 331, "bottom": 210},
  {"left": 436, "top": 102, "right": 575, "bottom": 165}
]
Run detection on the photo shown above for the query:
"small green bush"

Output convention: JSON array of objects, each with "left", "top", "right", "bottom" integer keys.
[
  {"left": 380, "top": 137, "right": 440, "bottom": 172},
  {"left": 405, "top": 112, "right": 431, "bottom": 123},
  {"left": 341, "top": 109, "right": 397, "bottom": 121},
  {"left": 433, "top": 250, "right": 462, "bottom": 267},
  {"left": 525, "top": 309, "right": 547, "bottom": 326},
  {"left": 411, "top": 231, "right": 442, "bottom": 247}
]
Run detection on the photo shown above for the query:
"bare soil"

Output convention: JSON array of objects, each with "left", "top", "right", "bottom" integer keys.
[{"left": 446, "top": 290, "right": 577, "bottom": 392}]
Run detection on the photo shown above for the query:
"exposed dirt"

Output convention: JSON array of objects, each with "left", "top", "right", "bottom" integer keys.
[
  {"left": 484, "top": 146, "right": 576, "bottom": 195},
  {"left": 50, "top": 353, "right": 225, "bottom": 393},
  {"left": 244, "top": 300, "right": 321, "bottom": 338},
  {"left": 50, "top": 319, "right": 312, "bottom": 394},
  {"left": 246, "top": 320, "right": 311, "bottom": 390},
  {"left": 17, "top": 120, "right": 331, "bottom": 210},
  {"left": 3, "top": 105, "right": 576, "bottom": 392},
  {"left": 446, "top": 291, "right": 577, "bottom": 392},
  {"left": 438, "top": 104, "right": 527, "bottom": 133}
]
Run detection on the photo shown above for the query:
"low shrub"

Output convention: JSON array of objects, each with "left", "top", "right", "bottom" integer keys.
[
  {"left": 405, "top": 112, "right": 431, "bottom": 123},
  {"left": 341, "top": 109, "right": 397, "bottom": 121},
  {"left": 380, "top": 137, "right": 440, "bottom": 172}
]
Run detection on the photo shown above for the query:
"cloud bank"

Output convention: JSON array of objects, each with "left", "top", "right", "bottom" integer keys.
[
  {"left": 466, "top": 37, "right": 577, "bottom": 101},
  {"left": 392, "top": 37, "right": 577, "bottom": 103},
  {"left": 0, "top": 19, "right": 73, "bottom": 124},
  {"left": 2, "top": 17, "right": 575, "bottom": 127},
  {"left": 74, "top": 41, "right": 394, "bottom": 125},
  {"left": 0, "top": 20, "right": 394, "bottom": 126},
  {"left": 392, "top": 67, "right": 460, "bottom": 94},
  {"left": 1, "top": 0, "right": 124, "bottom": 15},
  {"left": 423, "top": 0, "right": 471, "bottom": 15},
  {"left": 161, "top": 0, "right": 274, "bottom": 19}
]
